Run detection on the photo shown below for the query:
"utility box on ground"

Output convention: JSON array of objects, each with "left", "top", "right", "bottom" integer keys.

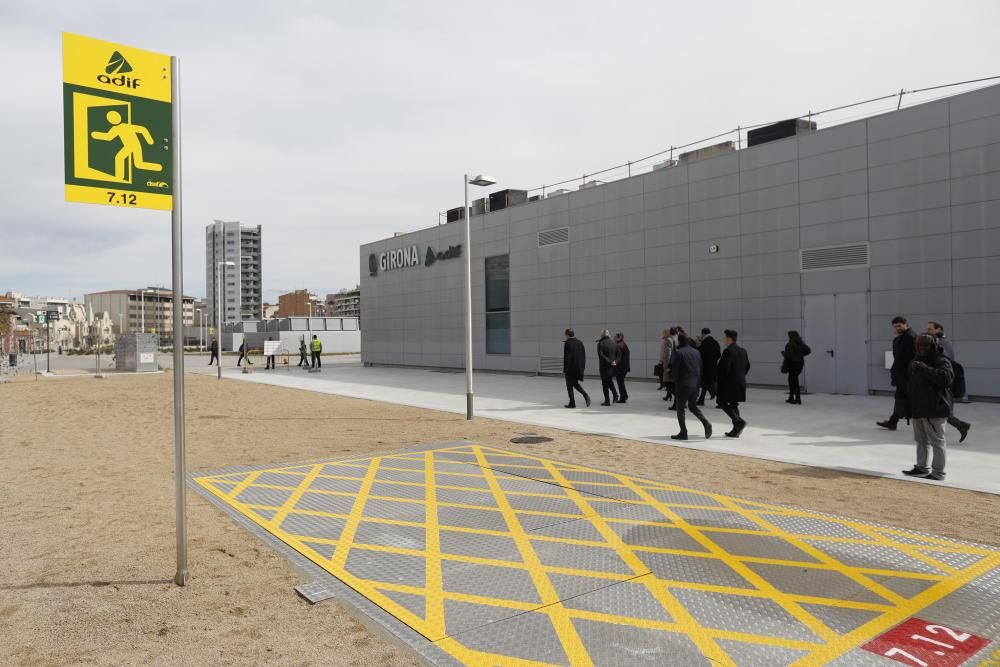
[{"left": 116, "top": 333, "right": 158, "bottom": 372}]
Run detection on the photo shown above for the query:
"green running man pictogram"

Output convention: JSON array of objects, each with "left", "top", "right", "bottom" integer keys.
[{"left": 89, "top": 110, "right": 161, "bottom": 180}]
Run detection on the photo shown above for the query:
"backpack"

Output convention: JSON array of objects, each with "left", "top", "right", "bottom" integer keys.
[{"left": 951, "top": 359, "right": 966, "bottom": 399}]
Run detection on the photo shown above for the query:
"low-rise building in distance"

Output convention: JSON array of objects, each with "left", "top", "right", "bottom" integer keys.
[
  {"left": 85, "top": 288, "right": 195, "bottom": 343},
  {"left": 276, "top": 289, "right": 321, "bottom": 317}
]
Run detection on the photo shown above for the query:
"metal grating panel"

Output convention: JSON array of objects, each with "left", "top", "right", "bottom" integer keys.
[
  {"left": 193, "top": 442, "right": 1000, "bottom": 667},
  {"left": 539, "top": 356, "right": 562, "bottom": 372},
  {"left": 538, "top": 227, "right": 569, "bottom": 247},
  {"left": 800, "top": 243, "right": 870, "bottom": 272}
]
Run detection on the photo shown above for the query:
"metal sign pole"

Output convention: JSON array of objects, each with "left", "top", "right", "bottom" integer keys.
[{"left": 170, "top": 55, "right": 189, "bottom": 587}]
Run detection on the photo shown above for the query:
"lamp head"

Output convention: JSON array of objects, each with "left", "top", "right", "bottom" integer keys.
[{"left": 469, "top": 174, "right": 496, "bottom": 187}]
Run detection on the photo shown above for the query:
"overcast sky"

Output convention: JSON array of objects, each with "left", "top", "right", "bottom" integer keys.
[{"left": 2, "top": 0, "right": 998, "bottom": 301}]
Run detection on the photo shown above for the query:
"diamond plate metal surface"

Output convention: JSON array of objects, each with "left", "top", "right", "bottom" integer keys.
[{"left": 192, "top": 441, "right": 1000, "bottom": 666}]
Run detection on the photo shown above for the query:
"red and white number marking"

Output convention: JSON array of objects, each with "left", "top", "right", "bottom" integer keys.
[{"left": 862, "top": 618, "right": 990, "bottom": 667}]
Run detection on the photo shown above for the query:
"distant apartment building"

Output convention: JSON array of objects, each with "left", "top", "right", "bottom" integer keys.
[
  {"left": 85, "top": 288, "right": 195, "bottom": 339},
  {"left": 275, "top": 289, "right": 320, "bottom": 317},
  {"left": 327, "top": 287, "right": 361, "bottom": 319},
  {"left": 205, "top": 220, "right": 263, "bottom": 326}
]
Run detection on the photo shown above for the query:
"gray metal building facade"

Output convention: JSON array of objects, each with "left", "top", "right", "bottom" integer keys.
[{"left": 360, "top": 84, "right": 1000, "bottom": 398}]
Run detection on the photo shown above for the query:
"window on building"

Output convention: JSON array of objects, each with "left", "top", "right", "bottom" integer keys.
[{"left": 485, "top": 254, "right": 510, "bottom": 355}]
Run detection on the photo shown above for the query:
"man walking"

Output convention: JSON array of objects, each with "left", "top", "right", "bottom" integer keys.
[
  {"left": 717, "top": 329, "right": 750, "bottom": 438},
  {"left": 310, "top": 334, "right": 322, "bottom": 369},
  {"left": 596, "top": 329, "right": 620, "bottom": 406},
  {"left": 696, "top": 328, "right": 721, "bottom": 406},
  {"left": 902, "top": 333, "right": 954, "bottom": 481},
  {"left": 208, "top": 338, "right": 219, "bottom": 366},
  {"left": 877, "top": 316, "right": 917, "bottom": 431},
  {"left": 669, "top": 333, "right": 712, "bottom": 440},
  {"left": 297, "top": 338, "right": 309, "bottom": 367},
  {"left": 927, "top": 321, "right": 971, "bottom": 443},
  {"left": 613, "top": 332, "right": 631, "bottom": 403},
  {"left": 563, "top": 329, "right": 590, "bottom": 408}
]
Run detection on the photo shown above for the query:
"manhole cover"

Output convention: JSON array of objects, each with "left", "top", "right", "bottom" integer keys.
[{"left": 509, "top": 436, "right": 553, "bottom": 444}]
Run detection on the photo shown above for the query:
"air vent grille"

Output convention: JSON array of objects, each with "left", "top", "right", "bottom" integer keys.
[
  {"left": 538, "top": 228, "right": 569, "bottom": 247},
  {"left": 539, "top": 357, "right": 563, "bottom": 372},
  {"left": 801, "top": 243, "right": 869, "bottom": 271}
]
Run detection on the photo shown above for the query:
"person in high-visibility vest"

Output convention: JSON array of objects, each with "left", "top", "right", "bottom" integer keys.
[{"left": 310, "top": 335, "right": 322, "bottom": 369}]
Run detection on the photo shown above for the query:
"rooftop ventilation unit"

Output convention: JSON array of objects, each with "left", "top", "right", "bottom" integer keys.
[
  {"left": 489, "top": 189, "right": 528, "bottom": 211},
  {"left": 470, "top": 198, "right": 487, "bottom": 217},
  {"left": 579, "top": 180, "right": 604, "bottom": 189},
  {"left": 679, "top": 141, "right": 736, "bottom": 164},
  {"left": 748, "top": 118, "right": 817, "bottom": 147},
  {"left": 546, "top": 189, "right": 572, "bottom": 198},
  {"left": 653, "top": 159, "right": 678, "bottom": 170},
  {"left": 446, "top": 206, "right": 465, "bottom": 223}
]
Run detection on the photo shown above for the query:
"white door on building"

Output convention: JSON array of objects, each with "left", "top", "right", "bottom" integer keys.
[{"left": 804, "top": 292, "right": 868, "bottom": 395}]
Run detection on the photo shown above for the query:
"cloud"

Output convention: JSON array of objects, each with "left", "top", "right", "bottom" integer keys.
[{"left": 2, "top": 0, "right": 999, "bottom": 299}]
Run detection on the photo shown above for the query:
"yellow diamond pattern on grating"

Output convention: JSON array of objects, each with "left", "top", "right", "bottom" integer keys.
[{"left": 194, "top": 445, "right": 1000, "bottom": 667}]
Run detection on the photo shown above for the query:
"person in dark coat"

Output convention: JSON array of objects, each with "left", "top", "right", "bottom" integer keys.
[
  {"left": 236, "top": 340, "right": 251, "bottom": 367},
  {"left": 297, "top": 338, "right": 310, "bottom": 367},
  {"left": 717, "top": 329, "right": 750, "bottom": 437},
  {"left": 781, "top": 330, "right": 811, "bottom": 404},
  {"left": 208, "top": 338, "right": 219, "bottom": 366},
  {"left": 901, "top": 333, "right": 954, "bottom": 481},
  {"left": 696, "top": 328, "right": 721, "bottom": 406},
  {"left": 669, "top": 333, "right": 712, "bottom": 440},
  {"left": 596, "top": 329, "right": 620, "bottom": 406},
  {"left": 660, "top": 327, "right": 677, "bottom": 410},
  {"left": 563, "top": 329, "right": 590, "bottom": 408},
  {"left": 613, "top": 332, "right": 631, "bottom": 403},
  {"left": 927, "top": 321, "right": 970, "bottom": 443},
  {"left": 878, "top": 316, "right": 917, "bottom": 430}
]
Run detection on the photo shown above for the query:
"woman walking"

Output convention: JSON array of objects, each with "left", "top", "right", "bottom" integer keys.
[
  {"left": 659, "top": 328, "right": 676, "bottom": 402},
  {"left": 781, "top": 331, "right": 811, "bottom": 404}
]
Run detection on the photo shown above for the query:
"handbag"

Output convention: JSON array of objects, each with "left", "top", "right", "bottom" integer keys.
[
  {"left": 653, "top": 362, "right": 663, "bottom": 377},
  {"left": 780, "top": 360, "right": 788, "bottom": 374}
]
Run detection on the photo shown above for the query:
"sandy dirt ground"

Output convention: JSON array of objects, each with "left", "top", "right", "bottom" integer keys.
[{"left": 1, "top": 372, "right": 997, "bottom": 666}]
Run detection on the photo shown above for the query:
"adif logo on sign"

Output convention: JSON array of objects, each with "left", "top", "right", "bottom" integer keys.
[
  {"left": 378, "top": 246, "right": 419, "bottom": 274},
  {"left": 98, "top": 50, "right": 141, "bottom": 89}
]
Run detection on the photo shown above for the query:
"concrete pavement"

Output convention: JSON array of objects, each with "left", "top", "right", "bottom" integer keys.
[{"left": 189, "top": 355, "right": 1000, "bottom": 496}]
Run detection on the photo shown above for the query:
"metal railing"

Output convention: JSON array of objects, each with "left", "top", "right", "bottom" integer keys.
[{"left": 436, "top": 75, "right": 1000, "bottom": 225}]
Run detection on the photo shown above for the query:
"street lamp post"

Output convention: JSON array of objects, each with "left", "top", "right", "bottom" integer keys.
[
  {"left": 196, "top": 308, "right": 202, "bottom": 352},
  {"left": 463, "top": 173, "right": 497, "bottom": 420},
  {"left": 216, "top": 261, "right": 235, "bottom": 380}
]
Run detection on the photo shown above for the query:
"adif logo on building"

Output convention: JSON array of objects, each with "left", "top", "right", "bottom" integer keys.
[
  {"left": 97, "top": 50, "right": 141, "bottom": 89},
  {"left": 375, "top": 246, "right": 419, "bottom": 275},
  {"left": 425, "top": 244, "right": 463, "bottom": 267}
]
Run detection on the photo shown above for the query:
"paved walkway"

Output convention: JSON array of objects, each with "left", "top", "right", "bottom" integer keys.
[{"left": 191, "top": 357, "right": 1000, "bottom": 496}]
